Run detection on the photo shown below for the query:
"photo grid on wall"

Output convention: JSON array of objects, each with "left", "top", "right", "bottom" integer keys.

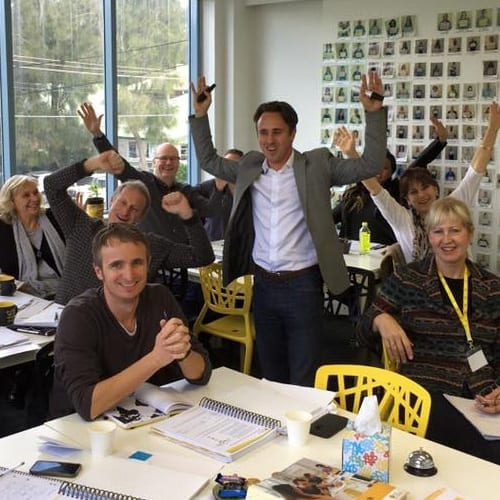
[{"left": 322, "top": 8, "right": 500, "bottom": 273}]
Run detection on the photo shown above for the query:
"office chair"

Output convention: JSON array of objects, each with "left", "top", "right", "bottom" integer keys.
[
  {"left": 192, "top": 262, "right": 255, "bottom": 374},
  {"left": 314, "top": 364, "right": 431, "bottom": 437}
]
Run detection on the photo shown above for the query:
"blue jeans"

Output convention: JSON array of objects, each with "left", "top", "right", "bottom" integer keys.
[{"left": 253, "top": 267, "right": 323, "bottom": 386}]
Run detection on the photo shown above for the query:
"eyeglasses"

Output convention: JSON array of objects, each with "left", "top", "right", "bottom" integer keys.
[{"left": 154, "top": 155, "right": 180, "bottom": 162}]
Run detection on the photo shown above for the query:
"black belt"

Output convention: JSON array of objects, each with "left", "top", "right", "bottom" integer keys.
[{"left": 254, "top": 264, "right": 319, "bottom": 281}]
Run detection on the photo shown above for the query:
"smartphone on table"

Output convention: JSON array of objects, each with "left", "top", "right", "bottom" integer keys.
[
  {"left": 310, "top": 413, "right": 348, "bottom": 438},
  {"left": 29, "top": 460, "right": 81, "bottom": 478}
]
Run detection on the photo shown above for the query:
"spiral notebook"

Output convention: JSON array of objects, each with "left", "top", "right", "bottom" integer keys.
[
  {"left": 151, "top": 396, "right": 282, "bottom": 462},
  {"left": 0, "top": 467, "right": 146, "bottom": 500}
]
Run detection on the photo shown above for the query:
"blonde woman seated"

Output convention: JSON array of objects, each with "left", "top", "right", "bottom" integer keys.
[
  {"left": 358, "top": 197, "right": 500, "bottom": 464},
  {"left": 362, "top": 101, "right": 499, "bottom": 262},
  {"left": 0, "top": 175, "right": 65, "bottom": 298}
]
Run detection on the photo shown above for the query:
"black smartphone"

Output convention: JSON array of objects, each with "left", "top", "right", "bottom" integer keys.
[
  {"left": 310, "top": 413, "right": 348, "bottom": 438},
  {"left": 29, "top": 460, "right": 81, "bottom": 478}
]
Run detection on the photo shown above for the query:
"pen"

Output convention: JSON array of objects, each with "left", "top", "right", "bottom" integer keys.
[
  {"left": 15, "top": 327, "right": 42, "bottom": 334},
  {"left": 54, "top": 311, "right": 59, "bottom": 321},
  {"left": 0, "top": 461, "right": 25, "bottom": 478}
]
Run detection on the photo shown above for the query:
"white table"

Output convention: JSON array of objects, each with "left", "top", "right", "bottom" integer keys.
[{"left": 0, "top": 367, "right": 498, "bottom": 500}]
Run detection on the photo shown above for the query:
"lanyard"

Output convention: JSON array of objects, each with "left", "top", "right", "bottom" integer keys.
[{"left": 438, "top": 267, "right": 472, "bottom": 345}]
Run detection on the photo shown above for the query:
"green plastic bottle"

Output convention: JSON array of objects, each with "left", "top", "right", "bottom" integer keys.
[{"left": 359, "top": 221, "right": 371, "bottom": 254}]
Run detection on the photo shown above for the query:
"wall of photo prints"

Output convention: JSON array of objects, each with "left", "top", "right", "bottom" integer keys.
[{"left": 321, "top": 7, "right": 500, "bottom": 273}]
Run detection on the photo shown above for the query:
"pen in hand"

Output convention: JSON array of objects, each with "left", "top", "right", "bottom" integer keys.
[{"left": 0, "top": 461, "right": 25, "bottom": 477}]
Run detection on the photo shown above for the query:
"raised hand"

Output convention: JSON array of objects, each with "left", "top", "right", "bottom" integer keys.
[
  {"left": 359, "top": 72, "right": 384, "bottom": 112},
  {"left": 190, "top": 75, "right": 212, "bottom": 117},
  {"left": 429, "top": 116, "right": 448, "bottom": 142},
  {"left": 333, "top": 126, "right": 359, "bottom": 158},
  {"left": 161, "top": 191, "right": 193, "bottom": 220},
  {"left": 84, "top": 150, "right": 124, "bottom": 175},
  {"left": 77, "top": 102, "right": 103, "bottom": 136}
]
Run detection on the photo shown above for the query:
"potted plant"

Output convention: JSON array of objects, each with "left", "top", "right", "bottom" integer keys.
[{"left": 85, "top": 180, "right": 104, "bottom": 219}]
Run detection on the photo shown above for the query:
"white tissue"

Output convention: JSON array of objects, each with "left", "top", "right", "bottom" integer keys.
[{"left": 353, "top": 395, "right": 381, "bottom": 436}]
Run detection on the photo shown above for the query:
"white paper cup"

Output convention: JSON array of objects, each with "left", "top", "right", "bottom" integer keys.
[
  {"left": 285, "top": 410, "right": 312, "bottom": 447},
  {"left": 88, "top": 420, "right": 116, "bottom": 457}
]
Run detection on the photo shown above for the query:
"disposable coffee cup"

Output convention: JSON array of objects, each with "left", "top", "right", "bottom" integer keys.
[
  {"left": 0, "top": 274, "right": 16, "bottom": 296},
  {"left": 285, "top": 410, "right": 312, "bottom": 447},
  {"left": 0, "top": 301, "right": 18, "bottom": 326},
  {"left": 88, "top": 420, "right": 116, "bottom": 457}
]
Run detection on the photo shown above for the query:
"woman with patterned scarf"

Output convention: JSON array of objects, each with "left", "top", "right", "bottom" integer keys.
[
  {"left": 361, "top": 101, "right": 500, "bottom": 263},
  {"left": 0, "top": 175, "right": 65, "bottom": 299}
]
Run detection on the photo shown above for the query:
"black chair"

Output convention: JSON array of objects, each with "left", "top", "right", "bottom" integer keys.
[{"left": 159, "top": 267, "right": 189, "bottom": 302}]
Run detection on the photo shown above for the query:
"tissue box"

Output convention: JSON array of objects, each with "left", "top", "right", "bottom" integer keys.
[{"left": 342, "top": 419, "right": 391, "bottom": 482}]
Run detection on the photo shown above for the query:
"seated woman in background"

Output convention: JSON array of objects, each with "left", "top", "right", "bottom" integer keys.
[
  {"left": 0, "top": 175, "right": 65, "bottom": 298},
  {"left": 360, "top": 101, "right": 499, "bottom": 262},
  {"left": 357, "top": 197, "right": 500, "bottom": 464},
  {"left": 332, "top": 116, "right": 448, "bottom": 246}
]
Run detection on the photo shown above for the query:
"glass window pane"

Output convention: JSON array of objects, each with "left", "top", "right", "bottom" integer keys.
[{"left": 116, "top": 0, "right": 189, "bottom": 182}]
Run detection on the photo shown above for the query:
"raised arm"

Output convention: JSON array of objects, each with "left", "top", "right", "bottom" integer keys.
[
  {"left": 78, "top": 102, "right": 116, "bottom": 153},
  {"left": 470, "top": 101, "right": 500, "bottom": 174},
  {"left": 407, "top": 116, "right": 448, "bottom": 168}
]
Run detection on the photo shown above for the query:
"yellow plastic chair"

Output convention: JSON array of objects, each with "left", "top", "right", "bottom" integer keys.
[
  {"left": 193, "top": 262, "right": 255, "bottom": 374},
  {"left": 314, "top": 364, "right": 431, "bottom": 437},
  {"left": 382, "top": 343, "right": 399, "bottom": 372}
]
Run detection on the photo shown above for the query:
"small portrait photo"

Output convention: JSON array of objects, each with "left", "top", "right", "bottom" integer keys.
[
  {"left": 350, "top": 87, "right": 360, "bottom": 103},
  {"left": 383, "top": 40, "right": 395, "bottom": 56},
  {"left": 396, "top": 124, "right": 408, "bottom": 139},
  {"left": 478, "top": 189, "right": 492, "bottom": 208},
  {"left": 444, "top": 166, "right": 457, "bottom": 182},
  {"left": 320, "top": 128, "right": 331, "bottom": 145},
  {"left": 430, "top": 62, "right": 443, "bottom": 77},
  {"left": 385, "top": 18, "right": 400, "bottom": 37},
  {"left": 478, "top": 211, "right": 492, "bottom": 227},
  {"left": 321, "top": 108, "right": 333, "bottom": 124},
  {"left": 476, "top": 8, "right": 492, "bottom": 29},
  {"left": 462, "top": 104, "right": 476, "bottom": 120},
  {"left": 430, "top": 105, "right": 442, "bottom": 119},
  {"left": 353, "top": 19, "right": 366, "bottom": 37},
  {"left": 336, "top": 42, "right": 349, "bottom": 59},
  {"left": 447, "top": 84, "right": 460, "bottom": 99},
  {"left": 446, "top": 146, "right": 458, "bottom": 161},
  {"left": 456, "top": 10, "right": 472, "bottom": 30},
  {"left": 446, "top": 104, "right": 459, "bottom": 120},
  {"left": 323, "top": 43, "right": 334, "bottom": 59},
  {"left": 337, "top": 20, "right": 351, "bottom": 38},
  {"left": 368, "top": 18, "right": 383, "bottom": 36},
  {"left": 462, "top": 83, "right": 477, "bottom": 100},
  {"left": 336, "top": 65, "right": 348, "bottom": 81},
  {"left": 411, "top": 145, "right": 424, "bottom": 160},
  {"left": 352, "top": 43, "right": 365, "bottom": 59},
  {"left": 336, "top": 87, "right": 347, "bottom": 103},
  {"left": 461, "top": 146, "right": 474, "bottom": 163},
  {"left": 447, "top": 61, "right": 460, "bottom": 78},
  {"left": 412, "top": 125, "right": 424, "bottom": 140},
  {"left": 415, "top": 39, "right": 428, "bottom": 55},
  {"left": 430, "top": 84, "right": 443, "bottom": 99},
  {"left": 413, "top": 62, "right": 427, "bottom": 77},
  {"left": 398, "top": 62, "right": 410, "bottom": 78},
  {"left": 483, "top": 60, "right": 498, "bottom": 77},
  {"left": 484, "top": 34, "right": 498, "bottom": 51},
  {"left": 399, "top": 40, "right": 411, "bottom": 55},
  {"left": 335, "top": 108, "right": 347, "bottom": 124},
  {"left": 322, "top": 65, "right": 334, "bottom": 82},
  {"left": 447, "top": 125, "right": 459, "bottom": 140},
  {"left": 462, "top": 124, "right": 476, "bottom": 141},
  {"left": 482, "top": 104, "right": 492, "bottom": 122},
  {"left": 448, "top": 37, "right": 462, "bottom": 53},
  {"left": 382, "top": 61, "right": 394, "bottom": 78},
  {"left": 395, "top": 144, "right": 407, "bottom": 160},
  {"left": 349, "top": 108, "right": 363, "bottom": 125},
  {"left": 383, "top": 83, "right": 393, "bottom": 98},
  {"left": 321, "top": 87, "right": 334, "bottom": 103},
  {"left": 368, "top": 41, "right": 381, "bottom": 57},
  {"left": 396, "top": 105, "right": 409, "bottom": 120},
  {"left": 413, "top": 105, "right": 425, "bottom": 120},
  {"left": 401, "top": 15, "right": 416, "bottom": 36},
  {"left": 437, "top": 12, "right": 453, "bottom": 32},
  {"left": 466, "top": 36, "right": 480, "bottom": 52},
  {"left": 413, "top": 84, "right": 425, "bottom": 99},
  {"left": 431, "top": 38, "right": 444, "bottom": 54},
  {"left": 481, "top": 82, "right": 497, "bottom": 100},
  {"left": 351, "top": 64, "right": 364, "bottom": 81},
  {"left": 477, "top": 233, "right": 491, "bottom": 249},
  {"left": 476, "top": 254, "right": 490, "bottom": 269},
  {"left": 498, "top": 7, "right": 500, "bottom": 27},
  {"left": 429, "top": 165, "right": 440, "bottom": 180}
]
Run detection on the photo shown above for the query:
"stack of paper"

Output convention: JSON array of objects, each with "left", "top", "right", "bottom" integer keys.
[{"left": 0, "top": 326, "right": 31, "bottom": 349}]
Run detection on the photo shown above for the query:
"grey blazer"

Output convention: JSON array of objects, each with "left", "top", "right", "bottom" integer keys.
[{"left": 189, "top": 109, "right": 387, "bottom": 294}]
